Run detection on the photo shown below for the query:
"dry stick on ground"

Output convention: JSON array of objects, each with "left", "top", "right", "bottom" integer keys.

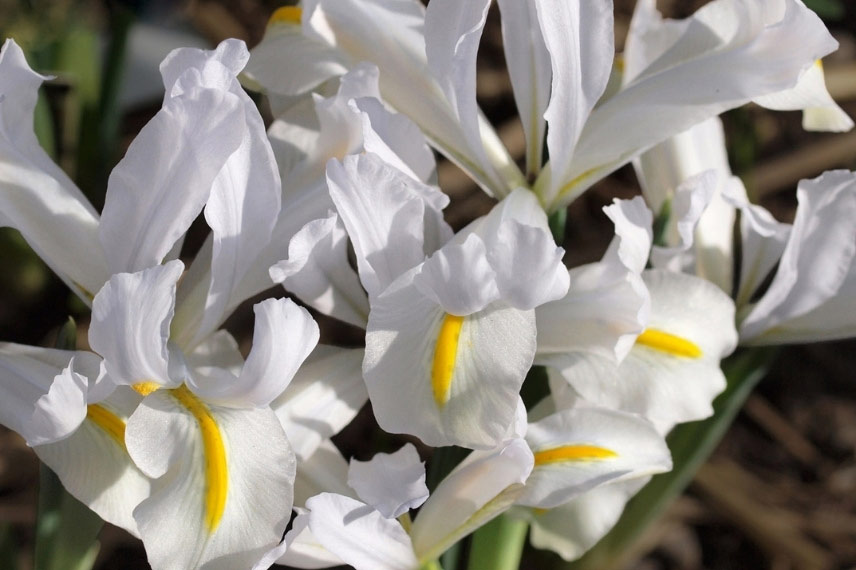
[
  {"left": 743, "top": 395, "right": 827, "bottom": 468},
  {"left": 749, "top": 130, "right": 856, "bottom": 199},
  {"left": 694, "top": 459, "right": 836, "bottom": 570}
]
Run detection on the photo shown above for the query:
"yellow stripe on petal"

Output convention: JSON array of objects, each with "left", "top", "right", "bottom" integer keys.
[
  {"left": 269, "top": 6, "right": 302, "bottom": 25},
  {"left": 431, "top": 314, "right": 465, "bottom": 408},
  {"left": 86, "top": 404, "right": 126, "bottom": 450},
  {"left": 172, "top": 386, "right": 228, "bottom": 533},
  {"left": 635, "top": 328, "right": 702, "bottom": 358},
  {"left": 533, "top": 444, "right": 617, "bottom": 466},
  {"left": 132, "top": 381, "right": 161, "bottom": 396}
]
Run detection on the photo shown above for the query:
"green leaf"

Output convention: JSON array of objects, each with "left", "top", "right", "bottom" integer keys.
[
  {"left": 562, "top": 347, "right": 778, "bottom": 570},
  {"left": 802, "top": 0, "right": 845, "bottom": 20},
  {"left": 34, "top": 466, "right": 103, "bottom": 570}
]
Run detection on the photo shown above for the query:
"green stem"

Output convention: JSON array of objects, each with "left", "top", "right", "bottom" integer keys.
[
  {"left": 467, "top": 514, "right": 529, "bottom": 570},
  {"left": 420, "top": 559, "right": 444, "bottom": 570},
  {"left": 562, "top": 347, "right": 778, "bottom": 570},
  {"left": 548, "top": 207, "right": 567, "bottom": 245},
  {"left": 0, "top": 522, "right": 17, "bottom": 570}
]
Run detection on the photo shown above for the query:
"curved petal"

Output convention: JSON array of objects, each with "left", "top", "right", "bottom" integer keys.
[
  {"left": 306, "top": 493, "right": 418, "bottom": 570},
  {"left": 365, "top": 269, "right": 535, "bottom": 449},
  {"left": 250, "top": 0, "right": 523, "bottom": 197},
  {"left": 517, "top": 407, "right": 670, "bottom": 509},
  {"left": 187, "top": 298, "right": 319, "bottom": 408},
  {"left": 293, "top": 438, "right": 353, "bottom": 507},
  {"left": 603, "top": 196, "right": 654, "bottom": 275},
  {"left": 270, "top": 213, "right": 369, "bottom": 329},
  {"left": 723, "top": 180, "right": 791, "bottom": 307},
  {"left": 525, "top": 478, "right": 649, "bottom": 562},
  {"left": 127, "top": 389, "right": 295, "bottom": 570},
  {"left": 99, "top": 49, "right": 246, "bottom": 274},
  {"left": 0, "top": 39, "right": 107, "bottom": 299},
  {"left": 35, "top": 387, "right": 149, "bottom": 537},
  {"left": 89, "top": 261, "right": 184, "bottom": 389},
  {"left": 328, "top": 153, "right": 446, "bottom": 297},
  {"left": 754, "top": 59, "right": 853, "bottom": 132},
  {"left": 425, "top": 0, "right": 516, "bottom": 197},
  {"left": 544, "top": 0, "right": 838, "bottom": 210},
  {"left": 171, "top": 42, "right": 282, "bottom": 350},
  {"left": 535, "top": 260, "right": 647, "bottom": 364},
  {"left": 410, "top": 438, "right": 534, "bottom": 562},
  {"left": 413, "top": 234, "right": 499, "bottom": 316},
  {"left": 348, "top": 443, "right": 428, "bottom": 519},
  {"left": 488, "top": 220, "right": 569, "bottom": 310},
  {"left": 244, "top": 12, "right": 349, "bottom": 97},
  {"left": 273, "top": 345, "right": 367, "bottom": 463},
  {"left": 266, "top": 509, "right": 344, "bottom": 569},
  {"left": 0, "top": 344, "right": 101, "bottom": 446},
  {"left": 553, "top": 270, "right": 737, "bottom": 432},
  {"left": 649, "top": 170, "right": 717, "bottom": 271},
  {"left": 635, "top": 116, "right": 737, "bottom": 293},
  {"left": 497, "top": 0, "right": 551, "bottom": 176},
  {"left": 741, "top": 170, "right": 856, "bottom": 343},
  {"left": 534, "top": 0, "right": 614, "bottom": 198}
]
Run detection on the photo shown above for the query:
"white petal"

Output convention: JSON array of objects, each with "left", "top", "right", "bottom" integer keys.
[
  {"left": 173, "top": 44, "right": 282, "bottom": 348},
  {"left": 554, "top": 270, "right": 737, "bottom": 432},
  {"left": 307, "top": 493, "right": 418, "bottom": 570},
  {"left": 518, "top": 407, "right": 671, "bottom": 509},
  {"left": 544, "top": 0, "right": 839, "bottom": 210},
  {"left": 259, "top": 0, "right": 523, "bottom": 197},
  {"left": 534, "top": 0, "right": 614, "bottom": 198},
  {"left": 741, "top": 170, "right": 856, "bottom": 343},
  {"left": 244, "top": 14, "right": 349, "bottom": 97},
  {"left": 536, "top": 260, "right": 647, "bottom": 365},
  {"left": 35, "top": 387, "right": 149, "bottom": 537},
  {"left": 365, "top": 269, "right": 535, "bottom": 449},
  {"left": 0, "top": 39, "right": 108, "bottom": 299},
  {"left": 425, "top": 0, "right": 508, "bottom": 196},
  {"left": 649, "top": 170, "right": 717, "bottom": 271},
  {"left": 327, "top": 154, "right": 442, "bottom": 297},
  {"left": 526, "top": 478, "right": 649, "bottom": 562},
  {"left": 184, "top": 329, "right": 244, "bottom": 378},
  {"left": 269, "top": 510, "right": 344, "bottom": 569},
  {"left": 187, "top": 298, "right": 318, "bottom": 408},
  {"left": 410, "top": 438, "right": 534, "bottom": 561},
  {"left": 754, "top": 60, "right": 853, "bottom": 132},
  {"left": 273, "top": 345, "right": 367, "bottom": 462},
  {"left": 536, "top": 197, "right": 652, "bottom": 362},
  {"left": 497, "top": 0, "right": 551, "bottom": 175},
  {"left": 603, "top": 197, "right": 654, "bottom": 275},
  {"left": 127, "top": 390, "right": 295, "bottom": 570},
  {"left": 355, "top": 96, "right": 437, "bottom": 184},
  {"left": 270, "top": 213, "right": 369, "bottom": 328},
  {"left": 723, "top": 180, "right": 791, "bottom": 307},
  {"left": 0, "top": 344, "right": 99, "bottom": 446},
  {"left": 635, "top": 117, "right": 738, "bottom": 293},
  {"left": 293, "top": 438, "right": 353, "bottom": 508},
  {"left": 99, "top": 55, "right": 246, "bottom": 274},
  {"left": 488, "top": 220, "right": 569, "bottom": 310},
  {"left": 89, "top": 261, "right": 184, "bottom": 388},
  {"left": 413, "top": 234, "right": 499, "bottom": 316},
  {"left": 348, "top": 443, "right": 428, "bottom": 519}
]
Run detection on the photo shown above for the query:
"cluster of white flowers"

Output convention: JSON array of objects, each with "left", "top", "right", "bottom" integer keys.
[{"left": 0, "top": 1, "right": 853, "bottom": 569}]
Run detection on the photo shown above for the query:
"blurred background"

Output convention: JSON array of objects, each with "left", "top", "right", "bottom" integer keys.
[{"left": 0, "top": 0, "right": 854, "bottom": 568}]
